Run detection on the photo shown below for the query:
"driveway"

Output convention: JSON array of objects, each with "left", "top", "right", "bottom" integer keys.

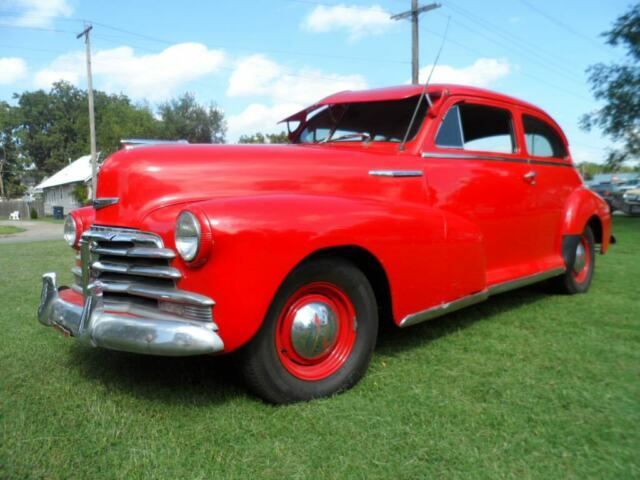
[{"left": 0, "top": 220, "right": 62, "bottom": 244}]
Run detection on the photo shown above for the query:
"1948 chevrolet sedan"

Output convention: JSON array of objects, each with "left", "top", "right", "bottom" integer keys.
[{"left": 38, "top": 84, "right": 613, "bottom": 403}]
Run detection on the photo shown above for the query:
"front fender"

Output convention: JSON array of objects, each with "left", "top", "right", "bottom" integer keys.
[
  {"left": 562, "top": 186, "right": 612, "bottom": 253},
  {"left": 142, "top": 194, "right": 448, "bottom": 352}
]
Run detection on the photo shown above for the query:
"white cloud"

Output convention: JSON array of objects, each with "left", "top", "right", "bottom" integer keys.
[
  {"left": 302, "top": 4, "right": 393, "bottom": 40},
  {"left": 0, "top": 0, "right": 72, "bottom": 27},
  {"left": 0, "top": 57, "right": 27, "bottom": 84},
  {"left": 34, "top": 43, "right": 226, "bottom": 100},
  {"left": 418, "top": 58, "right": 512, "bottom": 87},
  {"left": 226, "top": 54, "right": 367, "bottom": 140},
  {"left": 227, "top": 103, "right": 303, "bottom": 140},
  {"left": 227, "top": 54, "right": 367, "bottom": 105}
]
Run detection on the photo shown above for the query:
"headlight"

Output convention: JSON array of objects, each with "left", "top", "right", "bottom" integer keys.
[
  {"left": 175, "top": 211, "right": 201, "bottom": 262},
  {"left": 63, "top": 215, "right": 77, "bottom": 246}
]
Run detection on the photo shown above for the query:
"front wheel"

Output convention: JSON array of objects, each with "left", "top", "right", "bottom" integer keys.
[
  {"left": 240, "top": 258, "right": 378, "bottom": 404},
  {"left": 554, "top": 225, "right": 596, "bottom": 294}
]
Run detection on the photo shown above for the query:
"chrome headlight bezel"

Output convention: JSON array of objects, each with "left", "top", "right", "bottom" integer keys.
[
  {"left": 175, "top": 211, "right": 201, "bottom": 262},
  {"left": 63, "top": 215, "right": 77, "bottom": 246}
]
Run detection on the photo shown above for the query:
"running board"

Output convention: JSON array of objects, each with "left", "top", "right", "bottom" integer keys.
[{"left": 399, "top": 267, "right": 565, "bottom": 328}]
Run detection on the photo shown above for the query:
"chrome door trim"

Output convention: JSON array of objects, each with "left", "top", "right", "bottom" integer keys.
[
  {"left": 421, "top": 151, "right": 573, "bottom": 168},
  {"left": 369, "top": 170, "right": 423, "bottom": 177},
  {"left": 400, "top": 290, "right": 489, "bottom": 327},
  {"left": 487, "top": 267, "right": 565, "bottom": 295},
  {"left": 399, "top": 267, "right": 565, "bottom": 328}
]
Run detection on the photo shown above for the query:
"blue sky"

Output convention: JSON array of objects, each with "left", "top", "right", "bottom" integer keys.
[{"left": 0, "top": 0, "right": 631, "bottom": 161}]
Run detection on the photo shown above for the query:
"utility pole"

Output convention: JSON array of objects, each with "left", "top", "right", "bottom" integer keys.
[
  {"left": 0, "top": 146, "right": 5, "bottom": 199},
  {"left": 76, "top": 23, "right": 97, "bottom": 201},
  {"left": 391, "top": 1, "right": 441, "bottom": 84}
]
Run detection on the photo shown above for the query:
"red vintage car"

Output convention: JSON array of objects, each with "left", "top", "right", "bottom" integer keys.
[{"left": 38, "top": 84, "right": 613, "bottom": 403}]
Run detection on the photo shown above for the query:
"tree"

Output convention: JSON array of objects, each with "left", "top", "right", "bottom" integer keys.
[
  {"left": 582, "top": 3, "right": 640, "bottom": 170},
  {"left": 0, "top": 101, "right": 24, "bottom": 198},
  {"left": 158, "top": 93, "right": 226, "bottom": 143},
  {"left": 14, "top": 81, "right": 160, "bottom": 178},
  {"left": 238, "top": 131, "right": 289, "bottom": 144}
]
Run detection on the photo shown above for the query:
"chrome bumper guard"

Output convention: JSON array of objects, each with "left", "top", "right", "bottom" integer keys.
[{"left": 37, "top": 273, "right": 224, "bottom": 356}]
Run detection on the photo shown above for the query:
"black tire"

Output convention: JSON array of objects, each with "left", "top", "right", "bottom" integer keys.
[
  {"left": 240, "top": 257, "right": 378, "bottom": 404},
  {"left": 553, "top": 225, "right": 596, "bottom": 294}
]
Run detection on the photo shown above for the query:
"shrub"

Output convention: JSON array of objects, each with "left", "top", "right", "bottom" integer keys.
[{"left": 30, "top": 208, "right": 38, "bottom": 219}]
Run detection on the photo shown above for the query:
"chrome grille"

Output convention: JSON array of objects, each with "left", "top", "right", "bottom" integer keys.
[{"left": 72, "top": 225, "right": 214, "bottom": 323}]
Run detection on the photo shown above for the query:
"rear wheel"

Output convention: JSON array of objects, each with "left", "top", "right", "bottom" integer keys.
[
  {"left": 240, "top": 258, "right": 378, "bottom": 404},
  {"left": 554, "top": 225, "right": 596, "bottom": 294}
]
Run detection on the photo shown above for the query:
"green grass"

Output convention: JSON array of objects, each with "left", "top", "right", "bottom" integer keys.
[
  {"left": 1, "top": 217, "right": 638, "bottom": 479},
  {"left": 0, "top": 226, "right": 25, "bottom": 235}
]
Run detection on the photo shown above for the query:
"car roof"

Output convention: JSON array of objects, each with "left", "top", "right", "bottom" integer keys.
[{"left": 281, "top": 84, "right": 552, "bottom": 124}]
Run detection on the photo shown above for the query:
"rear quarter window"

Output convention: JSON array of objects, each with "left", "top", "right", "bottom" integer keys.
[{"left": 523, "top": 114, "right": 566, "bottom": 158}]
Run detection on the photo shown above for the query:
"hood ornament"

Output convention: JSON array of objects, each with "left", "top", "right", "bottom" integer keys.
[{"left": 93, "top": 197, "right": 119, "bottom": 210}]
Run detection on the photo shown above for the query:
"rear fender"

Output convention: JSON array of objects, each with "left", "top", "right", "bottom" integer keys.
[{"left": 561, "top": 187, "right": 612, "bottom": 253}]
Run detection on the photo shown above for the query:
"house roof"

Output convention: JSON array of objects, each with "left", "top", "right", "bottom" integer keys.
[{"left": 34, "top": 154, "right": 94, "bottom": 191}]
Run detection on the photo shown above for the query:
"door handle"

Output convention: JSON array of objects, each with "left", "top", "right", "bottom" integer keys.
[{"left": 523, "top": 170, "right": 537, "bottom": 185}]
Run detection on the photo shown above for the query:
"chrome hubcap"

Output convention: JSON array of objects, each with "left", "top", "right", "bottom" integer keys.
[
  {"left": 290, "top": 301, "right": 338, "bottom": 360},
  {"left": 574, "top": 242, "right": 586, "bottom": 273}
]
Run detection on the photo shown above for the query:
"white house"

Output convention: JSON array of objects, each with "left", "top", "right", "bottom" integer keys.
[{"left": 34, "top": 154, "right": 95, "bottom": 216}]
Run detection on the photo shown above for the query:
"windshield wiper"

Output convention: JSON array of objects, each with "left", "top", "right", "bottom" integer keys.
[{"left": 326, "top": 132, "right": 372, "bottom": 143}]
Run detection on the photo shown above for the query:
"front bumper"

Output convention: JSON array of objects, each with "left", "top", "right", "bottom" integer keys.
[{"left": 37, "top": 273, "right": 224, "bottom": 356}]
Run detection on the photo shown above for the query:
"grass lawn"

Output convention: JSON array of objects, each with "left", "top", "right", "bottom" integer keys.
[
  {"left": 1, "top": 217, "right": 638, "bottom": 479},
  {"left": 0, "top": 226, "right": 26, "bottom": 236}
]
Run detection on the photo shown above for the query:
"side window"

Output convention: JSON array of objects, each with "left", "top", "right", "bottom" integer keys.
[
  {"left": 435, "top": 105, "right": 463, "bottom": 148},
  {"left": 436, "top": 103, "right": 515, "bottom": 153},
  {"left": 523, "top": 115, "right": 566, "bottom": 158}
]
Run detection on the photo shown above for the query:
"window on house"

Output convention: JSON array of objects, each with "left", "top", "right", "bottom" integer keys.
[
  {"left": 436, "top": 103, "right": 515, "bottom": 154},
  {"left": 523, "top": 115, "right": 566, "bottom": 158}
]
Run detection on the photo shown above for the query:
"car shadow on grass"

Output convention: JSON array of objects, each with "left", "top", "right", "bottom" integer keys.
[
  {"left": 65, "top": 347, "right": 249, "bottom": 405},
  {"left": 376, "top": 283, "right": 550, "bottom": 356},
  {"left": 64, "top": 283, "right": 550, "bottom": 403}
]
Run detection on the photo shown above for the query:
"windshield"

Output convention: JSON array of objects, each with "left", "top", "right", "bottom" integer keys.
[{"left": 295, "top": 96, "right": 428, "bottom": 144}]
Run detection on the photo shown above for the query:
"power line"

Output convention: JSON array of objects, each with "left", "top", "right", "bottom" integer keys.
[
  {"left": 0, "top": 24, "right": 74, "bottom": 34},
  {"left": 518, "top": 0, "right": 612, "bottom": 53},
  {"left": 421, "top": 25, "right": 592, "bottom": 103},
  {"left": 439, "top": 2, "right": 586, "bottom": 84}
]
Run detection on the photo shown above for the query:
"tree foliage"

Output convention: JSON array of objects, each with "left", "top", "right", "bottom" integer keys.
[
  {"left": 238, "top": 131, "right": 289, "bottom": 144},
  {"left": 158, "top": 93, "right": 226, "bottom": 144},
  {"left": 14, "top": 81, "right": 160, "bottom": 178},
  {"left": 0, "top": 101, "right": 24, "bottom": 198},
  {"left": 0, "top": 85, "right": 228, "bottom": 195},
  {"left": 582, "top": 3, "right": 640, "bottom": 170}
]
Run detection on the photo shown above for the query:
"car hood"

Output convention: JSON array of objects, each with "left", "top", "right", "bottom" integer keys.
[{"left": 93, "top": 143, "right": 396, "bottom": 227}]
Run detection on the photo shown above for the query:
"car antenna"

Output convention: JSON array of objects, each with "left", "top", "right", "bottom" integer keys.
[{"left": 399, "top": 16, "right": 451, "bottom": 152}]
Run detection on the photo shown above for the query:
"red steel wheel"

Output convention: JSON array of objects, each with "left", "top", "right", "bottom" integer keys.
[
  {"left": 240, "top": 257, "right": 378, "bottom": 403},
  {"left": 275, "top": 282, "right": 357, "bottom": 381},
  {"left": 553, "top": 225, "right": 596, "bottom": 294},
  {"left": 572, "top": 234, "right": 592, "bottom": 284}
]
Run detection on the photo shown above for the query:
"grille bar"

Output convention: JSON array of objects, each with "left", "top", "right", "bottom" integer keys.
[
  {"left": 76, "top": 225, "right": 215, "bottom": 323},
  {"left": 82, "top": 228, "right": 162, "bottom": 247},
  {"left": 91, "top": 246, "right": 176, "bottom": 259},
  {"left": 96, "top": 280, "right": 214, "bottom": 306},
  {"left": 92, "top": 260, "right": 182, "bottom": 280}
]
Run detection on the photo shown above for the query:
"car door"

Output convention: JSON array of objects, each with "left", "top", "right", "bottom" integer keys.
[
  {"left": 421, "top": 96, "right": 541, "bottom": 294},
  {"left": 519, "top": 110, "right": 581, "bottom": 271}
]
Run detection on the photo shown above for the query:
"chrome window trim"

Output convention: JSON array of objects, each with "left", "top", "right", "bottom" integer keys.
[{"left": 421, "top": 151, "right": 573, "bottom": 167}]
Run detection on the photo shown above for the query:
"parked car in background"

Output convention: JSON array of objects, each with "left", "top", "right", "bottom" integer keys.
[
  {"left": 589, "top": 182, "right": 616, "bottom": 210},
  {"left": 37, "top": 84, "right": 612, "bottom": 403},
  {"left": 621, "top": 187, "right": 640, "bottom": 215}
]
